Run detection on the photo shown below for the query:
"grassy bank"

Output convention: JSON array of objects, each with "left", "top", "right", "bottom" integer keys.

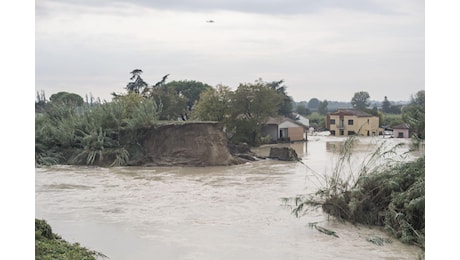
[{"left": 35, "top": 219, "right": 104, "bottom": 260}]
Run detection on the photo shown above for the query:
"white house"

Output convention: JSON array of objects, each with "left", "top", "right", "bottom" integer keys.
[{"left": 262, "top": 116, "right": 308, "bottom": 142}]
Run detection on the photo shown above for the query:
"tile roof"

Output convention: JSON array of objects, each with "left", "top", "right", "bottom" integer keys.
[
  {"left": 392, "top": 123, "right": 410, "bottom": 129},
  {"left": 265, "top": 116, "right": 306, "bottom": 128},
  {"left": 329, "top": 109, "right": 373, "bottom": 117}
]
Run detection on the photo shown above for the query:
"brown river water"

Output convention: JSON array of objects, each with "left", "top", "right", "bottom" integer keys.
[{"left": 35, "top": 136, "right": 424, "bottom": 260}]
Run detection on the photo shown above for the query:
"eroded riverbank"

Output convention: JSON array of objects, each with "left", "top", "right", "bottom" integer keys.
[{"left": 35, "top": 136, "right": 424, "bottom": 259}]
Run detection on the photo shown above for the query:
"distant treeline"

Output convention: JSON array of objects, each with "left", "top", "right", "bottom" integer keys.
[{"left": 294, "top": 99, "right": 409, "bottom": 114}]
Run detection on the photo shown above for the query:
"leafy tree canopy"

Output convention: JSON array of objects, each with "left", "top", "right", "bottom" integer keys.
[
  {"left": 192, "top": 85, "right": 233, "bottom": 122},
  {"left": 308, "top": 98, "right": 320, "bottom": 110},
  {"left": 318, "top": 100, "right": 329, "bottom": 115},
  {"left": 49, "top": 91, "right": 84, "bottom": 106},
  {"left": 266, "top": 79, "right": 294, "bottom": 116},
  {"left": 411, "top": 90, "right": 425, "bottom": 106},
  {"left": 165, "top": 80, "right": 213, "bottom": 111},
  {"left": 351, "top": 91, "right": 370, "bottom": 109},
  {"left": 403, "top": 90, "right": 425, "bottom": 140}
]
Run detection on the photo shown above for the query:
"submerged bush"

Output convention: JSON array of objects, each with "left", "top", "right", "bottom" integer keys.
[{"left": 284, "top": 136, "right": 425, "bottom": 249}]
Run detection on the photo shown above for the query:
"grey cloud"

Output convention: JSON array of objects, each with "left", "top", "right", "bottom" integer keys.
[{"left": 38, "top": 0, "right": 397, "bottom": 15}]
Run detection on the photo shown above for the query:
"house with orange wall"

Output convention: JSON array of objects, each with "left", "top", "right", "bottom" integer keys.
[{"left": 326, "top": 109, "right": 379, "bottom": 137}]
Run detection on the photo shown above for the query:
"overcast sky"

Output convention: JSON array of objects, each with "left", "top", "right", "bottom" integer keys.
[{"left": 35, "top": 0, "right": 424, "bottom": 102}]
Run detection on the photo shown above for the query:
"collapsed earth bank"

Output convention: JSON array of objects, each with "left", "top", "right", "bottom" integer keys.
[{"left": 132, "top": 122, "right": 247, "bottom": 167}]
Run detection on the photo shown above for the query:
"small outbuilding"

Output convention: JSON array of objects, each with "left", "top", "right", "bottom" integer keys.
[
  {"left": 392, "top": 123, "right": 410, "bottom": 138},
  {"left": 262, "top": 116, "right": 308, "bottom": 143}
]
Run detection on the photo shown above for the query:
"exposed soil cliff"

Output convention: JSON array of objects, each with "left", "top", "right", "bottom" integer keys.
[{"left": 139, "top": 122, "right": 245, "bottom": 166}]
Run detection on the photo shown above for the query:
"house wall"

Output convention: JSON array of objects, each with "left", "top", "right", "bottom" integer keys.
[
  {"left": 288, "top": 127, "right": 305, "bottom": 141},
  {"left": 393, "top": 129, "right": 410, "bottom": 138},
  {"left": 262, "top": 120, "right": 307, "bottom": 142},
  {"left": 328, "top": 115, "right": 379, "bottom": 137},
  {"left": 261, "top": 125, "right": 278, "bottom": 141}
]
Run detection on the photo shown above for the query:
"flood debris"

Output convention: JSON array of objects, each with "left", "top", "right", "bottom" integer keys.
[
  {"left": 308, "top": 222, "right": 339, "bottom": 238},
  {"left": 366, "top": 235, "right": 392, "bottom": 246},
  {"left": 268, "top": 147, "right": 299, "bottom": 161}
]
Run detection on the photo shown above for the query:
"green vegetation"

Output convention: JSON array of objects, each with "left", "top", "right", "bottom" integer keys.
[
  {"left": 351, "top": 91, "right": 370, "bottom": 109},
  {"left": 35, "top": 70, "right": 219, "bottom": 167},
  {"left": 35, "top": 219, "right": 104, "bottom": 260},
  {"left": 307, "top": 112, "right": 326, "bottom": 130},
  {"left": 402, "top": 90, "right": 425, "bottom": 140},
  {"left": 50, "top": 91, "right": 84, "bottom": 106},
  {"left": 35, "top": 94, "right": 160, "bottom": 167},
  {"left": 192, "top": 78, "right": 294, "bottom": 146},
  {"left": 283, "top": 136, "right": 425, "bottom": 249},
  {"left": 36, "top": 74, "right": 296, "bottom": 167},
  {"left": 382, "top": 113, "right": 404, "bottom": 127},
  {"left": 36, "top": 69, "right": 424, "bottom": 166}
]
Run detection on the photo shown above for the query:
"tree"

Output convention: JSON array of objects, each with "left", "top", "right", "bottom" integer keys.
[
  {"left": 49, "top": 91, "right": 84, "bottom": 106},
  {"left": 318, "top": 100, "right": 329, "bottom": 115},
  {"left": 411, "top": 90, "right": 425, "bottom": 106},
  {"left": 149, "top": 86, "right": 187, "bottom": 121},
  {"left": 307, "top": 112, "right": 325, "bottom": 130},
  {"left": 36, "top": 90, "right": 47, "bottom": 112},
  {"left": 165, "top": 80, "right": 213, "bottom": 112},
  {"left": 192, "top": 85, "right": 233, "bottom": 122},
  {"left": 266, "top": 79, "right": 294, "bottom": 116},
  {"left": 351, "top": 91, "right": 370, "bottom": 109},
  {"left": 308, "top": 98, "right": 320, "bottom": 112},
  {"left": 231, "top": 81, "right": 282, "bottom": 121},
  {"left": 126, "top": 69, "right": 148, "bottom": 94},
  {"left": 388, "top": 105, "right": 402, "bottom": 114},
  {"left": 228, "top": 80, "right": 283, "bottom": 145},
  {"left": 403, "top": 90, "right": 425, "bottom": 140},
  {"left": 382, "top": 96, "right": 391, "bottom": 113},
  {"left": 295, "top": 102, "right": 309, "bottom": 115},
  {"left": 153, "top": 74, "right": 170, "bottom": 88}
]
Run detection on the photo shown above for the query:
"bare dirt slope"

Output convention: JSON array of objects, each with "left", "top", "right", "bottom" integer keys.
[{"left": 141, "top": 122, "right": 243, "bottom": 166}]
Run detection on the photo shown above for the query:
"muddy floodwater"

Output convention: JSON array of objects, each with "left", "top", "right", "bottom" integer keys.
[{"left": 35, "top": 136, "right": 424, "bottom": 260}]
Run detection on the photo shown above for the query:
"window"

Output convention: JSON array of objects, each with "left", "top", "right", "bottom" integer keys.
[
  {"left": 348, "top": 131, "right": 355, "bottom": 135},
  {"left": 330, "top": 130, "right": 336, "bottom": 136},
  {"left": 340, "top": 130, "right": 344, "bottom": 136},
  {"left": 348, "top": 119, "right": 354, "bottom": 125},
  {"left": 330, "top": 119, "right": 336, "bottom": 125}
]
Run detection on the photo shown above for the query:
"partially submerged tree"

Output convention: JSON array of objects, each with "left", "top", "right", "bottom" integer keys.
[{"left": 282, "top": 136, "right": 425, "bottom": 249}]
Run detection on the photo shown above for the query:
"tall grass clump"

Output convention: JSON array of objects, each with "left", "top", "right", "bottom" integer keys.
[
  {"left": 35, "top": 97, "right": 160, "bottom": 167},
  {"left": 283, "top": 136, "right": 425, "bottom": 249}
]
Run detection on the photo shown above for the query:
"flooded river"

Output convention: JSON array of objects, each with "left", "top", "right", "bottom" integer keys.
[{"left": 35, "top": 136, "right": 424, "bottom": 259}]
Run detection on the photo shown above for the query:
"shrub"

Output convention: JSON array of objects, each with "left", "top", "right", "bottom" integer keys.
[{"left": 283, "top": 136, "right": 425, "bottom": 249}]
